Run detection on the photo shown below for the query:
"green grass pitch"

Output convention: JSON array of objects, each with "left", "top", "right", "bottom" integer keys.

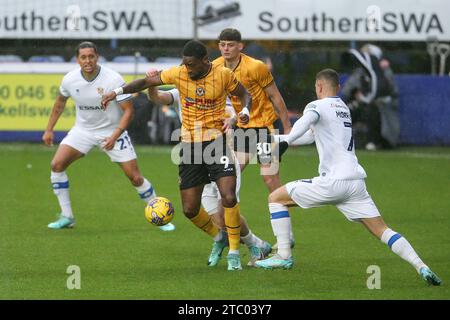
[{"left": 1, "top": 143, "right": 449, "bottom": 299}]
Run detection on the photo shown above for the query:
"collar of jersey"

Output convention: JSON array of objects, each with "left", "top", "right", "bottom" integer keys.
[
  {"left": 80, "top": 65, "right": 101, "bottom": 83},
  {"left": 194, "top": 63, "right": 212, "bottom": 81}
]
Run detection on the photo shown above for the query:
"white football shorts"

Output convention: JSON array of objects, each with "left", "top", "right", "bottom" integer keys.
[
  {"left": 60, "top": 126, "right": 137, "bottom": 163},
  {"left": 201, "top": 156, "right": 241, "bottom": 215},
  {"left": 285, "top": 177, "right": 380, "bottom": 221}
]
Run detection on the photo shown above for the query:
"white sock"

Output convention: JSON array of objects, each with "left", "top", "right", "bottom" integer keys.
[
  {"left": 381, "top": 228, "right": 427, "bottom": 273},
  {"left": 241, "top": 230, "right": 266, "bottom": 248},
  {"left": 136, "top": 178, "right": 156, "bottom": 204},
  {"left": 214, "top": 229, "right": 225, "bottom": 242},
  {"left": 269, "top": 202, "right": 292, "bottom": 259},
  {"left": 51, "top": 171, "right": 73, "bottom": 219}
]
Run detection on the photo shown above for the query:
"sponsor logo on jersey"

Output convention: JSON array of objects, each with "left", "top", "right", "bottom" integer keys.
[
  {"left": 331, "top": 103, "right": 346, "bottom": 109},
  {"left": 335, "top": 110, "right": 351, "bottom": 119},
  {"left": 184, "top": 97, "right": 218, "bottom": 110},
  {"left": 78, "top": 105, "right": 103, "bottom": 110},
  {"left": 97, "top": 87, "right": 104, "bottom": 95}
]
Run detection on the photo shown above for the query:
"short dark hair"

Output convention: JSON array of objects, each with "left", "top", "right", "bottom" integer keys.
[
  {"left": 182, "top": 40, "right": 208, "bottom": 59},
  {"left": 76, "top": 41, "right": 98, "bottom": 57},
  {"left": 316, "top": 68, "right": 340, "bottom": 88},
  {"left": 218, "top": 28, "right": 242, "bottom": 42}
]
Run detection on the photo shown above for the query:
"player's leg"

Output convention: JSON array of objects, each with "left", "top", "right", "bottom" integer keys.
[
  {"left": 48, "top": 143, "right": 84, "bottom": 228},
  {"left": 106, "top": 131, "right": 175, "bottom": 231},
  {"left": 338, "top": 179, "right": 441, "bottom": 285},
  {"left": 215, "top": 175, "right": 242, "bottom": 270},
  {"left": 234, "top": 150, "right": 251, "bottom": 172},
  {"left": 206, "top": 200, "right": 272, "bottom": 267},
  {"left": 181, "top": 184, "right": 222, "bottom": 242},
  {"left": 260, "top": 162, "right": 295, "bottom": 250},
  {"left": 255, "top": 185, "right": 296, "bottom": 269},
  {"left": 48, "top": 127, "right": 98, "bottom": 228},
  {"left": 118, "top": 159, "right": 175, "bottom": 231},
  {"left": 201, "top": 183, "right": 229, "bottom": 266},
  {"left": 259, "top": 127, "right": 296, "bottom": 246},
  {"left": 239, "top": 214, "right": 273, "bottom": 267},
  {"left": 360, "top": 216, "right": 442, "bottom": 286}
]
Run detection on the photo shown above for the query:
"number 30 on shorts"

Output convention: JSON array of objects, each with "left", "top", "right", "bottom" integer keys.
[{"left": 256, "top": 142, "right": 271, "bottom": 155}]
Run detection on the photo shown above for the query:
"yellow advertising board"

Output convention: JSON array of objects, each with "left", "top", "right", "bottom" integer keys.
[{"left": 0, "top": 73, "right": 135, "bottom": 131}]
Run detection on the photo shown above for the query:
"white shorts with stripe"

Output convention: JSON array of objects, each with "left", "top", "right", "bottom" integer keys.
[
  {"left": 285, "top": 177, "right": 380, "bottom": 221},
  {"left": 60, "top": 126, "right": 137, "bottom": 163}
]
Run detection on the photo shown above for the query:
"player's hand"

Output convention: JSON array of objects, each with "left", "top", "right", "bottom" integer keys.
[
  {"left": 222, "top": 116, "right": 237, "bottom": 134},
  {"left": 42, "top": 130, "right": 54, "bottom": 147},
  {"left": 101, "top": 92, "right": 117, "bottom": 109},
  {"left": 238, "top": 109, "right": 249, "bottom": 125},
  {"left": 283, "top": 126, "right": 292, "bottom": 135},
  {"left": 278, "top": 141, "right": 289, "bottom": 156},
  {"left": 146, "top": 68, "right": 159, "bottom": 78},
  {"left": 102, "top": 136, "right": 116, "bottom": 151}
]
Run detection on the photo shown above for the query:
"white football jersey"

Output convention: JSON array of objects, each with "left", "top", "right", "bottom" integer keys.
[
  {"left": 304, "top": 96, "right": 367, "bottom": 180},
  {"left": 168, "top": 88, "right": 182, "bottom": 121},
  {"left": 60, "top": 65, "right": 132, "bottom": 134}
]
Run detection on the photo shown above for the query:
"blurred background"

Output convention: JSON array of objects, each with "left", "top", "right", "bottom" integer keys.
[{"left": 1, "top": 0, "right": 449, "bottom": 149}]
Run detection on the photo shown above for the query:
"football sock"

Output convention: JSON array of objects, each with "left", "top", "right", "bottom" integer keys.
[
  {"left": 241, "top": 230, "right": 265, "bottom": 248},
  {"left": 240, "top": 230, "right": 256, "bottom": 247},
  {"left": 51, "top": 171, "right": 73, "bottom": 219},
  {"left": 136, "top": 178, "right": 156, "bottom": 203},
  {"left": 190, "top": 207, "right": 219, "bottom": 238},
  {"left": 269, "top": 202, "right": 292, "bottom": 259},
  {"left": 224, "top": 203, "right": 241, "bottom": 254},
  {"left": 381, "top": 228, "right": 427, "bottom": 273}
]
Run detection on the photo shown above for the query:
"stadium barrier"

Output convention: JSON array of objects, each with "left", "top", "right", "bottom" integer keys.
[
  {"left": 0, "top": 64, "right": 449, "bottom": 145},
  {"left": 0, "top": 62, "right": 176, "bottom": 142}
]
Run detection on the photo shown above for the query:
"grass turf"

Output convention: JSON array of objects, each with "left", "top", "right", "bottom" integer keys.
[{"left": 0, "top": 143, "right": 449, "bottom": 299}]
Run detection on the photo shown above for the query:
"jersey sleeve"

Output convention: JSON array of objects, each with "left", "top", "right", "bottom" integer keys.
[
  {"left": 254, "top": 60, "right": 274, "bottom": 88},
  {"left": 303, "top": 102, "right": 321, "bottom": 119},
  {"left": 168, "top": 88, "right": 180, "bottom": 107},
  {"left": 223, "top": 68, "right": 239, "bottom": 94},
  {"left": 160, "top": 66, "right": 179, "bottom": 85},
  {"left": 59, "top": 76, "right": 70, "bottom": 97}
]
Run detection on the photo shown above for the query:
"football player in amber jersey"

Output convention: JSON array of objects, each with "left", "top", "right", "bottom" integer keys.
[
  {"left": 102, "top": 40, "right": 252, "bottom": 270},
  {"left": 215, "top": 28, "right": 295, "bottom": 249}
]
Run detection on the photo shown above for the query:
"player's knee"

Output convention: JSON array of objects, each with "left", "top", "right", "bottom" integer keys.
[
  {"left": 183, "top": 205, "right": 200, "bottom": 219},
  {"left": 268, "top": 191, "right": 280, "bottom": 204},
  {"left": 221, "top": 193, "right": 237, "bottom": 208},
  {"left": 50, "top": 160, "right": 65, "bottom": 172}
]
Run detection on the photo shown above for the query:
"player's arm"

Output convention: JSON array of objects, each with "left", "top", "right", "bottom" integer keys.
[
  {"left": 102, "top": 99, "right": 134, "bottom": 151},
  {"left": 102, "top": 74, "right": 163, "bottom": 108},
  {"left": 222, "top": 99, "right": 237, "bottom": 132},
  {"left": 229, "top": 83, "right": 252, "bottom": 125},
  {"left": 275, "top": 129, "right": 315, "bottom": 146},
  {"left": 145, "top": 68, "right": 175, "bottom": 106},
  {"left": 283, "top": 111, "right": 319, "bottom": 145},
  {"left": 147, "top": 87, "right": 174, "bottom": 106},
  {"left": 264, "top": 82, "right": 292, "bottom": 134},
  {"left": 42, "top": 94, "right": 69, "bottom": 146}
]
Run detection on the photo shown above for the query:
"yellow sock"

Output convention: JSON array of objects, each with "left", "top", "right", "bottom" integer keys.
[
  {"left": 224, "top": 203, "right": 241, "bottom": 252},
  {"left": 190, "top": 207, "right": 219, "bottom": 238}
]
